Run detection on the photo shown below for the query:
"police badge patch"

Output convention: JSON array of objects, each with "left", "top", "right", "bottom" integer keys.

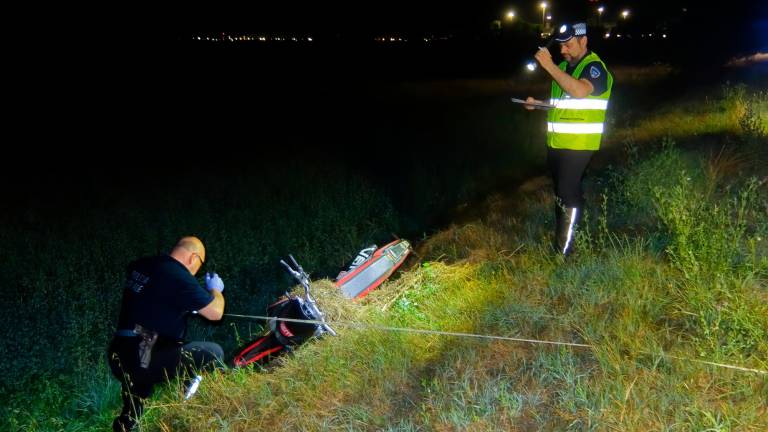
[
  {"left": 589, "top": 66, "right": 601, "bottom": 79},
  {"left": 125, "top": 270, "right": 150, "bottom": 293}
]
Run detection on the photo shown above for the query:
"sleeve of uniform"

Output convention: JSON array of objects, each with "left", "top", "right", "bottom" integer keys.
[
  {"left": 177, "top": 278, "right": 215, "bottom": 312},
  {"left": 583, "top": 62, "right": 608, "bottom": 96}
]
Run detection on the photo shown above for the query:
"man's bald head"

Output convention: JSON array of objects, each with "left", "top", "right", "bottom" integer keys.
[
  {"left": 170, "top": 236, "right": 206, "bottom": 275},
  {"left": 174, "top": 236, "right": 205, "bottom": 256}
]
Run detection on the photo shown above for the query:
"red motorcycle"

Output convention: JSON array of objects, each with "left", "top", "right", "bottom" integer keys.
[
  {"left": 232, "top": 239, "right": 410, "bottom": 367},
  {"left": 232, "top": 255, "right": 336, "bottom": 367}
]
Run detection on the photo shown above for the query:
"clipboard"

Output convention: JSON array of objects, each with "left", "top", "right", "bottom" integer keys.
[{"left": 510, "top": 98, "right": 555, "bottom": 110}]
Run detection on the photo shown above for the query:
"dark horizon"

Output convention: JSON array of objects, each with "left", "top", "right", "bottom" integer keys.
[
  {"left": 162, "top": 1, "right": 768, "bottom": 76},
  {"left": 175, "top": 1, "right": 765, "bottom": 44},
  {"left": 7, "top": 1, "right": 766, "bottom": 209}
]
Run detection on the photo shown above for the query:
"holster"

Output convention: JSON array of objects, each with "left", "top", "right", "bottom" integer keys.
[{"left": 135, "top": 324, "right": 159, "bottom": 369}]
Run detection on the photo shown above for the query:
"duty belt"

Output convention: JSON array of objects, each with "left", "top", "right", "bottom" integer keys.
[{"left": 115, "top": 324, "right": 158, "bottom": 369}]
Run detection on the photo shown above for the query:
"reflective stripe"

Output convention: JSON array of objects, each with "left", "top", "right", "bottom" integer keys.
[
  {"left": 115, "top": 329, "right": 139, "bottom": 337},
  {"left": 561, "top": 208, "right": 578, "bottom": 255},
  {"left": 549, "top": 99, "right": 608, "bottom": 110},
  {"left": 547, "top": 122, "right": 604, "bottom": 134}
]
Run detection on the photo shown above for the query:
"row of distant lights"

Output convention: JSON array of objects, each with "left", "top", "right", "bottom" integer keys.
[
  {"left": 193, "top": 36, "right": 313, "bottom": 42},
  {"left": 193, "top": 33, "right": 667, "bottom": 43},
  {"left": 375, "top": 37, "right": 408, "bottom": 42},
  {"left": 604, "top": 33, "right": 668, "bottom": 39},
  {"left": 375, "top": 36, "right": 451, "bottom": 43},
  {"left": 507, "top": 5, "right": 628, "bottom": 21},
  {"left": 194, "top": 35, "right": 455, "bottom": 43}
]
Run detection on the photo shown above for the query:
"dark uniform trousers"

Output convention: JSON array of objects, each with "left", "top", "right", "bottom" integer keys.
[{"left": 108, "top": 336, "right": 223, "bottom": 430}]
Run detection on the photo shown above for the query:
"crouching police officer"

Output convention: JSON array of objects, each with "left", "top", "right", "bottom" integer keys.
[{"left": 108, "top": 236, "right": 226, "bottom": 431}]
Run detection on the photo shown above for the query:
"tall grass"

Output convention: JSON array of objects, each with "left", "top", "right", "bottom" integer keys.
[
  {"left": 4, "top": 81, "right": 767, "bottom": 431},
  {"left": 144, "top": 192, "right": 765, "bottom": 431},
  {"left": 610, "top": 82, "right": 767, "bottom": 144},
  {"left": 0, "top": 166, "right": 399, "bottom": 430},
  {"left": 134, "top": 86, "right": 768, "bottom": 431}
]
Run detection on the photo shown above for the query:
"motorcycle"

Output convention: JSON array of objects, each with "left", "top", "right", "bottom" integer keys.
[
  {"left": 232, "top": 255, "right": 336, "bottom": 367},
  {"left": 335, "top": 239, "right": 411, "bottom": 299}
]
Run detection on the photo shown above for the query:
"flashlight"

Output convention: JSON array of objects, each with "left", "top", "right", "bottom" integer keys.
[
  {"left": 184, "top": 375, "right": 203, "bottom": 401},
  {"left": 525, "top": 37, "right": 557, "bottom": 72}
]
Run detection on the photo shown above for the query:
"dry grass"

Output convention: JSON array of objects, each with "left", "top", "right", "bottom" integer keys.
[{"left": 136, "top": 76, "right": 768, "bottom": 432}]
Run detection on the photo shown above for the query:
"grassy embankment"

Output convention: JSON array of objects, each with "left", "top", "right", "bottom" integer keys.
[
  {"left": 138, "top": 83, "right": 767, "bottom": 430},
  {"left": 4, "top": 72, "right": 766, "bottom": 431}
]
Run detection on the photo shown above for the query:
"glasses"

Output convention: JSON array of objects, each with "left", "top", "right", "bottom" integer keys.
[{"left": 192, "top": 252, "right": 205, "bottom": 267}]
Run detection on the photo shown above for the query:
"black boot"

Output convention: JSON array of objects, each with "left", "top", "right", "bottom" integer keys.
[
  {"left": 555, "top": 206, "right": 581, "bottom": 256},
  {"left": 113, "top": 415, "right": 137, "bottom": 432},
  {"left": 113, "top": 389, "right": 143, "bottom": 431}
]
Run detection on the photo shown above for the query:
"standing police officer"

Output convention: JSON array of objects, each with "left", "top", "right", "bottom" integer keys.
[
  {"left": 108, "top": 236, "right": 226, "bottom": 431},
  {"left": 525, "top": 22, "right": 613, "bottom": 256}
]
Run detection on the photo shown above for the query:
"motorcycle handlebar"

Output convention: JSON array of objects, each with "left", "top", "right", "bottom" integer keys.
[
  {"left": 289, "top": 254, "right": 303, "bottom": 273},
  {"left": 280, "top": 256, "right": 337, "bottom": 337},
  {"left": 324, "top": 325, "right": 337, "bottom": 336}
]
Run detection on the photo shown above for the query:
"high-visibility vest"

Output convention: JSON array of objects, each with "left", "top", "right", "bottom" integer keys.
[{"left": 547, "top": 52, "right": 613, "bottom": 150}]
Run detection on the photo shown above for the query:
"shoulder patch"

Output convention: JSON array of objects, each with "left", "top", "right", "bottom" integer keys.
[
  {"left": 125, "top": 270, "right": 150, "bottom": 293},
  {"left": 589, "top": 65, "right": 601, "bottom": 79}
]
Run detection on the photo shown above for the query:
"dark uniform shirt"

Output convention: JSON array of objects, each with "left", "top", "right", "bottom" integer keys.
[
  {"left": 565, "top": 51, "right": 609, "bottom": 96},
  {"left": 116, "top": 255, "right": 213, "bottom": 341}
]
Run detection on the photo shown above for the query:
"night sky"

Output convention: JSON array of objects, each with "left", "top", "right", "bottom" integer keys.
[
  {"left": 163, "top": 1, "right": 768, "bottom": 76},
  {"left": 7, "top": 1, "right": 766, "bottom": 202},
  {"left": 175, "top": 1, "right": 766, "bottom": 42}
]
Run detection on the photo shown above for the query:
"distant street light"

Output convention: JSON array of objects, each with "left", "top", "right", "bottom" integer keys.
[
  {"left": 597, "top": 6, "right": 604, "bottom": 26},
  {"left": 506, "top": 11, "right": 516, "bottom": 20},
  {"left": 540, "top": 2, "right": 548, "bottom": 25},
  {"left": 622, "top": 10, "right": 630, "bottom": 19},
  {"left": 546, "top": 15, "right": 552, "bottom": 21}
]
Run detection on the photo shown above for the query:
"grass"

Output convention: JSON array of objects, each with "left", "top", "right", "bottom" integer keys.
[
  {"left": 3, "top": 78, "right": 767, "bottom": 431},
  {"left": 145, "top": 118, "right": 766, "bottom": 430},
  {"left": 141, "top": 83, "right": 766, "bottom": 431},
  {"left": 144, "top": 215, "right": 765, "bottom": 431},
  {"left": 609, "top": 83, "right": 768, "bottom": 144},
  {"left": 0, "top": 167, "right": 400, "bottom": 431}
]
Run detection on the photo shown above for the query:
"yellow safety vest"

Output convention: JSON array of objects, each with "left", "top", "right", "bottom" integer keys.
[{"left": 547, "top": 52, "right": 613, "bottom": 150}]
